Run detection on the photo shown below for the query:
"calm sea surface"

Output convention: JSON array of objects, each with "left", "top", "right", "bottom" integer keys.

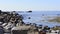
[{"left": 16, "top": 11, "right": 60, "bottom": 27}]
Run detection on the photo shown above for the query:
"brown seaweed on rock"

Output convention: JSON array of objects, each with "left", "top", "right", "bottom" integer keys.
[{"left": 48, "top": 16, "right": 60, "bottom": 23}]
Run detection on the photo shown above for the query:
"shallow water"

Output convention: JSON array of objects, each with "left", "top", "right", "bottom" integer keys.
[{"left": 16, "top": 11, "right": 60, "bottom": 27}]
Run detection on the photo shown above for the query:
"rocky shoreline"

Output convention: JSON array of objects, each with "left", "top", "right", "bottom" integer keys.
[{"left": 0, "top": 10, "right": 60, "bottom": 34}]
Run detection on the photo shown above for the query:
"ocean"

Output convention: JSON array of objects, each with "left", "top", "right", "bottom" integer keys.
[{"left": 16, "top": 11, "right": 60, "bottom": 27}]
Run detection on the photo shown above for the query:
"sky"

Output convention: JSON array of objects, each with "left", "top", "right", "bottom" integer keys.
[{"left": 0, "top": 0, "right": 60, "bottom": 11}]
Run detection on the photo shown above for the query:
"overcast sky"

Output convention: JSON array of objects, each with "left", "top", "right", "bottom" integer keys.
[{"left": 0, "top": 0, "right": 60, "bottom": 11}]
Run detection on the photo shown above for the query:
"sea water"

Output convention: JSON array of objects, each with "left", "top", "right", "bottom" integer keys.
[{"left": 16, "top": 11, "right": 60, "bottom": 27}]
